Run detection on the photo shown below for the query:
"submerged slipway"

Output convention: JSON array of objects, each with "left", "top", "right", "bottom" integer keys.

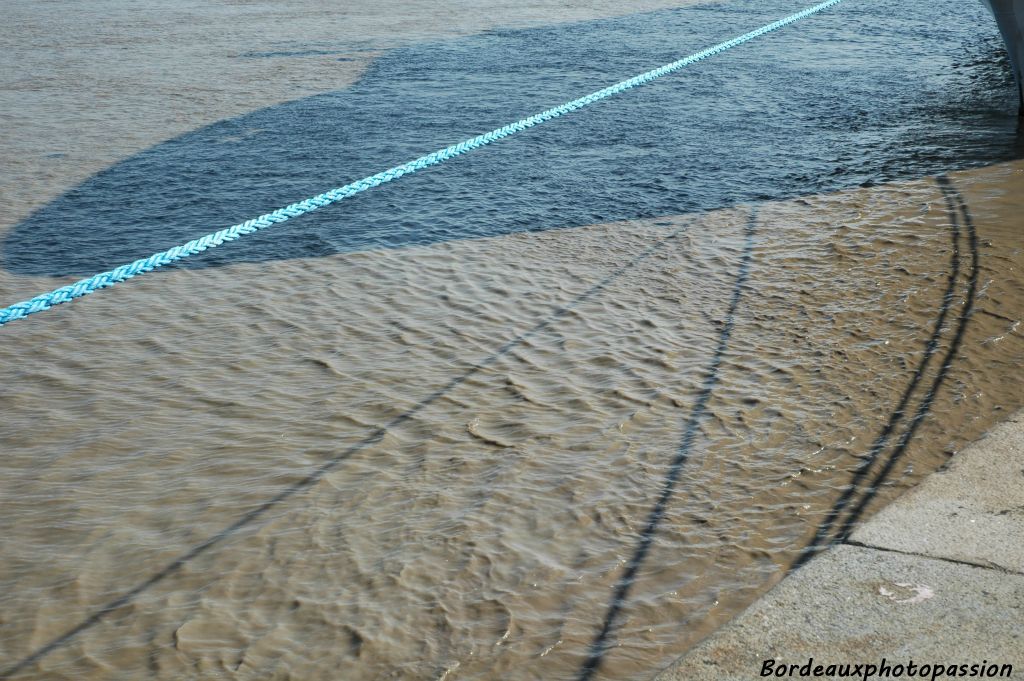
[{"left": 1, "top": 0, "right": 1023, "bottom": 680}]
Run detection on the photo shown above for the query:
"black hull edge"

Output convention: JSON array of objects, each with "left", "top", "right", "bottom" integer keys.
[{"left": 981, "top": 0, "right": 1024, "bottom": 113}]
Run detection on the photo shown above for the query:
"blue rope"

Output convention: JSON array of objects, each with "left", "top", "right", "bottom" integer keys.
[{"left": 0, "top": 0, "right": 842, "bottom": 327}]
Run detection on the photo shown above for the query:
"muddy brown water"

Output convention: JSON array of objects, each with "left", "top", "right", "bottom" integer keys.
[{"left": 1, "top": 1, "right": 1023, "bottom": 680}]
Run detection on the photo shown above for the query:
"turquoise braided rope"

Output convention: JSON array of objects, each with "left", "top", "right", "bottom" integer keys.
[{"left": 0, "top": 0, "right": 842, "bottom": 327}]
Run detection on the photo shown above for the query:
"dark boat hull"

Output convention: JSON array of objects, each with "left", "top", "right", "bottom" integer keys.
[{"left": 981, "top": 0, "right": 1024, "bottom": 112}]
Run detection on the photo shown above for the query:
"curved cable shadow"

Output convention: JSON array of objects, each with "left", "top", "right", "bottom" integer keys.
[
  {"left": 3, "top": 0, "right": 1020, "bottom": 278},
  {"left": 790, "top": 175, "right": 978, "bottom": 571},
  {"left": 835, "top": 176, "right": 979, "bottom": 541}
]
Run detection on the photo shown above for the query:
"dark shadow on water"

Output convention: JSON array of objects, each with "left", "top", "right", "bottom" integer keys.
[{"left": 3, "top": 0, "right": 1022, "bottom": 277}]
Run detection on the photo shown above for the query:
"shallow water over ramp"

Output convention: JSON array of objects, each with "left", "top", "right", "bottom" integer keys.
[
  {"left": 3, "top": 167, "right": 1024, "bottom": 680},
  {"left": 2, "top": 0, "right": 1024, "bottom": 679}
]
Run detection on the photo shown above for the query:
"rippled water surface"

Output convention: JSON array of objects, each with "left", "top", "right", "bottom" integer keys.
[
  {"left": 4, "top": 0, "right": 1023, "bottom": 274},
  {"left": 1, "top": 0, "right": 1023, "bottom": 679}
]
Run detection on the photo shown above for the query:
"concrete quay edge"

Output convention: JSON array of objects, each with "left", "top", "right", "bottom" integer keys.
[{"left": 652, "top": 410, "right": 1024, "bottom": 680}]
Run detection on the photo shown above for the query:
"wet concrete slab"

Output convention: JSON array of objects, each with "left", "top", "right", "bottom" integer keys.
[
  {"left": 654, "top": 410, "right": 1024, "bottom": 681},
  {"left": 653, "top": 544, "right": 1024, "bottom": 680},
  {"left": 850, "top": 413, "right": 1024, "bottom": 575}
]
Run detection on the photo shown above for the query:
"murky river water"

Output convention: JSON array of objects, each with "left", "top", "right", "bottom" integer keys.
[{"left": 1, "top": 0, "right": 1022, "bottom": 679}]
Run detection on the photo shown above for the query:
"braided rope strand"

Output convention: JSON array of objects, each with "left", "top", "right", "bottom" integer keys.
[{"left": 0, "top": 0, "right": 842, "bottom": 327}]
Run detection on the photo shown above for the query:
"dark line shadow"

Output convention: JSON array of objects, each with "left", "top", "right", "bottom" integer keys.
[
  {"left": 0, "top": 219, "right": 694, "bottom": 680},
  {"left": 835, "top": 176, "right": 979, "bottom": 540},
  {"left": 576, "top": 209, "right": 757, "bottom": 681},
  {"left": 789, "top": 174, "right": 978, "bottom": 571}
]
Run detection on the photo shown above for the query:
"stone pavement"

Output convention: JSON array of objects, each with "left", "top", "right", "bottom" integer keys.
[{"left": 653, "top": 411, "right": 1024, "bottom": 680}]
